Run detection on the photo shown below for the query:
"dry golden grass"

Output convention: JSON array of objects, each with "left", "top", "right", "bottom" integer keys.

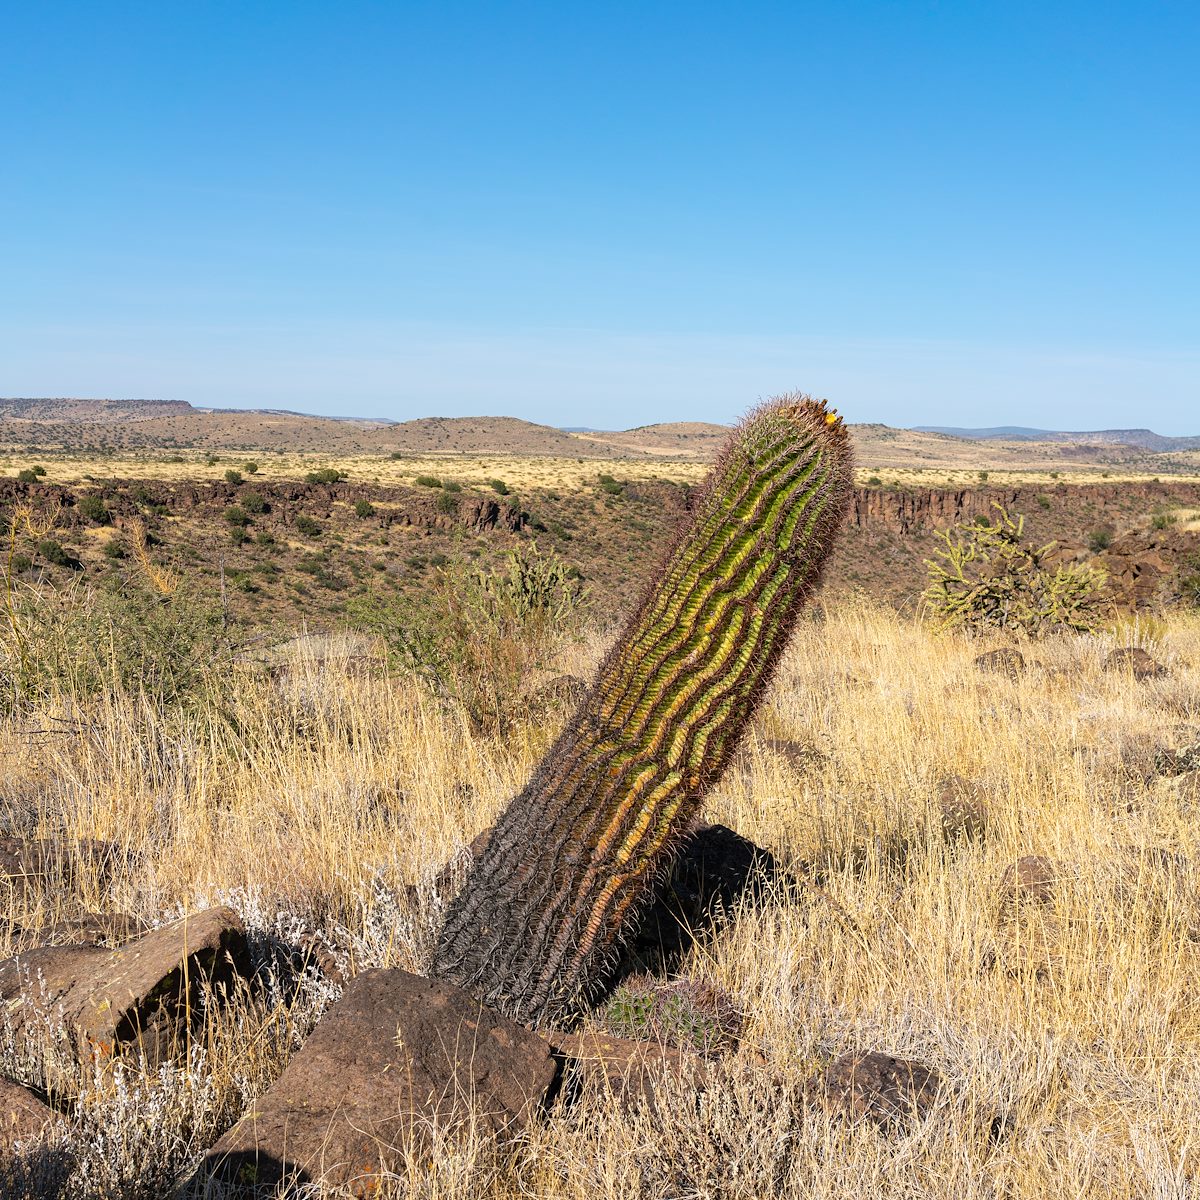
[
  {"left": 10, "top": 448, "right": 1200, "bottom": 496},
  {"left": 4, "top": 600, "right": 1200, "bottom": 1196}
]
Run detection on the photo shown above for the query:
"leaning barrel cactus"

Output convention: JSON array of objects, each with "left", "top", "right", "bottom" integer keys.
[{"left": 432, "top": 394, "right": 854, "bottom": 1025}]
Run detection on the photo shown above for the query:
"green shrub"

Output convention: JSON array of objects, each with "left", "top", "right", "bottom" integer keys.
[
  {"left": 1088, "top": 529, "right": 1112, "bottom": 553},
  {"left": 305, "top": 468, "right": 344, "bottom": 485},
  {"left": 435, "top": 492, "right": 458, "bottom": 514},
  {"left": 414, "top": 475, "right": 442, "bottom": 488},
  {"left": 598, "top": 474, "right": 623, "bottom": 496},
  {"left": 77, "top": 494, "right": 111, "bottom": 524},
  {"left": 31, "top": 465, "right": 46, "bottom": 477},
  {"left": 866, "top": 475, "right": 882, "bottom": 486},
  {"left": 16, "top": 469, "right": 39, "bottom": 483},
  {"left": 223, "top": 505, "right": 251, "bottom": 527},
  {"left": 977, "top": 471, "right": 989, "bottom": 482},
  {"left": 1152, "top": 512, "right": 1176, "bottom": 530},
  {"left": 354, "top": 499, "right": 375, "bottom": 518},
  {"left": 229, "top": 527, "right": 250, "bottom": 546},
  {"left": 37, "top": 540, "right": 80, "bottom": 569},
  {"left": 103, "top": 539, "right": 127, "bottom": 560},
  {"left": 165, "top": 454, "right": 185, "bottom": 463},
  {"left": 1036, "top": 494, "right": 1051, "bottom": 510},
  {"left": 9, "top": 553, "right": 32, "bottom": 575},
  {"left": 255, "top": 530, "right": 276, "bottom": 546},
  {"left": 295, "top": 514, "right": 322, "bottom": 537},
  {"left": 1, "top": 577, "right": 233, "bottom": 711},
  {"left": 224, "top": 468, "right": 244, "bottom": 485},
  {"left": 347, "top": 544, "right": 588, "bottom": 734},
  {"left": 488, "top": 479, "right": 510, "bottom": 495},
  {"left": 240, "top": 491, "right": 268, "bottom": 514},
  {"left": 924, "top": 504, "right": 1108, "bottom": 637},
  {"left": 243, "top": 461, "right": 259, "bottom": 474},
  {"left": 444, "top": 480, "right": 462, "bottom": 493}
]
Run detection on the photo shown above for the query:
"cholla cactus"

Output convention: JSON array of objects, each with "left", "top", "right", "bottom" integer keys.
[
  {"left": 432, "top": 395, "right": 854, "bottom": 1025},
  {"left": 923, "top": 503, "right": 1108, "bottom": 637}
]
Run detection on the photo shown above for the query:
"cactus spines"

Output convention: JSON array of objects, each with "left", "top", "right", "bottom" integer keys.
[{"left": 432, "top": 394, "right": 853, "bottom": 1025}]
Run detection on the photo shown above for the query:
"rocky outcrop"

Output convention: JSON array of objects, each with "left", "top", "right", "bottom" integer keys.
[
  {"left": 0, "top": 906, "right": 250, "bottom": 1096},
  {"left": 199, "top": 969, "right": 557, "bottom": 1196}
]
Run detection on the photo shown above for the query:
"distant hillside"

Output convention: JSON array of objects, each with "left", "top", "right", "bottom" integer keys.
[{"left": 915, "top": 425, "right": 1200, "bottom": 452}]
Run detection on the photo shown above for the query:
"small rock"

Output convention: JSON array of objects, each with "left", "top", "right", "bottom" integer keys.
[
  {"left": 0, "top": 906, "right": 250, "bottom": 1096},
  {"left": 805, "top": 1051, "right": 945, "bottom": 1132},
  {"left": 549, "top": 1029, "right": 704, "bottom": 1111},
  {"left": 0, "top": 1077, "right": 61, "bottom": 1151},
  {"left": 1104, "top": 647, "right": 1168, "bottom": 680},
  {"left": 974, "top": 648, "right": 1026, "bottom": 678},
  {"left": 199, "top": 969, "right": 557, "bottom": 1196},
  {"left": 937, "top": 776, "right": 988, "bottom": 841},
  {"left": 998, "top": 856, "right": 1059, "bottom": 908},
  {"left": 615, "top": 823, "right": 800, "bottom": 980}
]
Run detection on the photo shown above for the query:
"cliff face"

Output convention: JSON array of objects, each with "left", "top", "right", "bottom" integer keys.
[
  {"left": 850, "top": 482, "right": 1200, "bottom": 536},
  {"left": 841, "top": 481, "right": 1200, "bottom": 611}
]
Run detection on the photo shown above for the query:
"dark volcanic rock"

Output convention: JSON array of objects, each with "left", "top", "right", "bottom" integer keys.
[
  {"left": 1104, "top": 647, "right": 1168, "bottom": 680},
  {"left": 0, "top": 1077, "right": 61, "bottom": 1151},
  {"left": 0, "top": 906, "right": 249, "bottom": 1095},
  {"left": 998, "top": 855, "right": 1059, "bottom": 909},
  {"left": 614, "top": 823, "right": 799, "bottom": 981},
  {"left": 805, "top": 1051, "right": 946, "bottom": 1132},
  {"left": 549, "top": 1029, "right": 704, "bottom": 1111},
  {"left": 199, "top": 969, "right": 557, "bottom": 1197},
  {"left": 974, "top": 647, "right": 1026, "bottom": 678}
]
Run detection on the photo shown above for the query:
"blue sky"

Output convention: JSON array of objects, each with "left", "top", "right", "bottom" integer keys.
[{"left": 2, "top": 2, "right": 1196, "bottom": 431}]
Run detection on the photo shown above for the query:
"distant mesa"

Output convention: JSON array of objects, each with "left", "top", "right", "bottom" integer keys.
[{"left": 914, "top": 426, "right": 1200, "bottom": 452}]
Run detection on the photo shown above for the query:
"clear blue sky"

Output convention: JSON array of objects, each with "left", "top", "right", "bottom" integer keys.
[{"left": 2, "top": 2, "right": 1197, "bottom": 432}]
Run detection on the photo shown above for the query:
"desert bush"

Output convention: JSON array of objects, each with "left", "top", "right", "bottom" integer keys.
[
  {"left": 295, "top": 515, "right": 322, "bottom": 537},
  {"left": 488, "top": 479, "right": 510, "bottom": 495},
  {"left": 240, "top": 491, "right": 267, "bottom": 514},
  {"left": 16, "top": 469, "right": 39, "bottom": 483},
  {"left": 223, "top": 505, "right": 250, "bottom": 527},
  {"left": 436, "top": 491, "right": 458, "bottom": 515},
  {"left": 348, "top": 544, "right": 588, "bottom": 733},
  {"left": 77, "top": 494, "right": 111, "bottom": 524},
  {"left": 414, "top": 475, "right": 442, "bottom": 488},
  {"left": 103, "top": 539, "right": 127, "bottom": 560},
  {"left": 923, "top": 504, "right": 1108, "bottom": 637},
  {"left": 305, "top": 468, "right": 344, "bottom": 485},
  {"left": 444, "top": 480, "right": 462, "bottom": 493},
  {"left": 224, "top": 468, "right": 244, "bottom": 485},
  {"left": 1088, "top": 528, "right": 1112, "bottom": 552},
  {"left": 1152, "top": 512, "right": 1176, "bottom": 530},
  {"left": 0, "top": 576, "right": 234, "bottom": 713},
  {"left": 243, "top": 460, "right": 259, "bottom": 474},
  {"left": 354, "top": 499, "right": 375, "bottom": 518},
  {"left": 37, "top": 539, "right": 80, "bottom": 569},
  {"left": 597, "top": 473, "right": 623, "bottom": 496}
]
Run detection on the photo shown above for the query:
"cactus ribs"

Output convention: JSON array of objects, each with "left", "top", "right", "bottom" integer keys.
[{"left": 432, "top": 395, "right": 854, "bottom": 1025}]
